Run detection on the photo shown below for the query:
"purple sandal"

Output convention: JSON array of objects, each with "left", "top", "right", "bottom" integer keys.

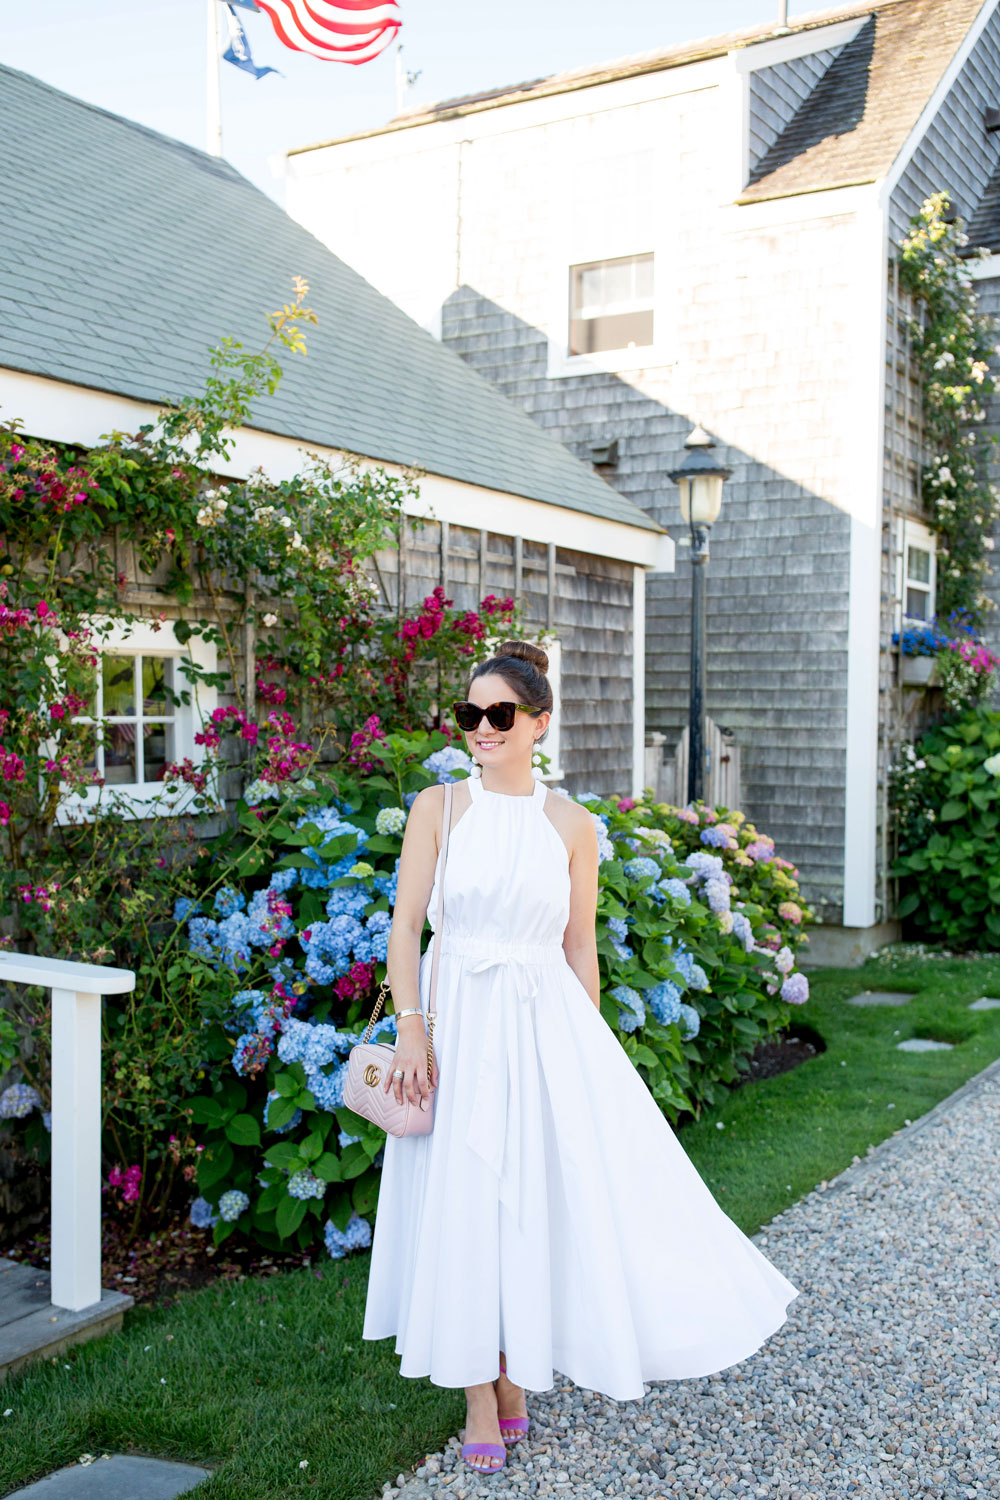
[
  {"left": 461, "top": 1441, "right": 506, "bottom": 1474},
  {"left": 497, "top": 1355, "right": 531, "bottom": 1446}
]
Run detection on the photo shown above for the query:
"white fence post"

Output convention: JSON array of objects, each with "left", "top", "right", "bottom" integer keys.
[
  {"left": 50, "top": 987, "right": 103, "bottom": 1311},
  {"left": 0, "top": 953, "right": 135, "bottom": 1313}
]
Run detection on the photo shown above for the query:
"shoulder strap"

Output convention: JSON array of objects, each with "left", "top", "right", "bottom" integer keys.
[{"left": 427, "top": 781, "right": 453, "bottom": 1020}]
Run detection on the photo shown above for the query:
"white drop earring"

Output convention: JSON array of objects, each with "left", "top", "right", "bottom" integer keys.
[{"left": 470, "top": 756, "right": 483, "bottom": 779}]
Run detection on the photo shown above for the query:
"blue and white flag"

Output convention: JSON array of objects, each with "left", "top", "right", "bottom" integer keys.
[{"left": 222, "top": 3, "right": 279, "bottom": 79}]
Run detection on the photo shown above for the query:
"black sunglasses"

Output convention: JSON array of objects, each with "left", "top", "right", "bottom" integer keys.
[{"left": 452, "top": 700, "right": 543, "bottom": 732}]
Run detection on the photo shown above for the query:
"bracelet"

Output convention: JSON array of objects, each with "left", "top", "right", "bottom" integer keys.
[{"left": 394, "top": 1007, "right": 424, "bottom": 1021}]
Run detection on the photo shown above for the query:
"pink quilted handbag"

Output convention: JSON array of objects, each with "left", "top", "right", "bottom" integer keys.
[{"left": 343, "top": 782, "right": 453, "bottom": 1138}]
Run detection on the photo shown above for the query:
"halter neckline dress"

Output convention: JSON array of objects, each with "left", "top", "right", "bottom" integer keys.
[{"left": 362, "top": 774, "right": 799, "bottom": 1401}]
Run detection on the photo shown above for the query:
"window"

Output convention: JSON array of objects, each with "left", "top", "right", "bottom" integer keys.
[
  {"left": 78, "top": 653, "right": 177, "bottom": 786},
  {"left": 51, "top": 616, "right": 218, "bottom": 823},
  {"left": 894, "top": 518, "right": 937, "bottom": 631},
  {"left": 569, "top": 254, "right": 654, "bottom": 356}
]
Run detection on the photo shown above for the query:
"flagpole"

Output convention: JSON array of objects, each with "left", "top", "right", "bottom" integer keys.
[{"left": 206, "top": 0, "right": 223, "bottom": 156}]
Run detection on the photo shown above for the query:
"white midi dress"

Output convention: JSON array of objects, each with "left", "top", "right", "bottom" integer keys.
[{"left": 362, "top": 775, "right": 800, "bottom": 1401}]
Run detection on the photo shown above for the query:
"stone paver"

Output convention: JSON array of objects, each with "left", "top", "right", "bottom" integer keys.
[
  {"left": 896, "top": 1038, "right": 953, "bottom": 1052},
  {"left": 377, "top": 1057, "right": 1000, "bottom": 1500},
  {"left": 844, "top": 990, "right": 915, "bottom": 1007},
  {"left": 968, "top": 997, "right": 1000, "bottom": 1011},
  {"left": 5, "top": 1455, "right": 210, "bottom": 1499}
]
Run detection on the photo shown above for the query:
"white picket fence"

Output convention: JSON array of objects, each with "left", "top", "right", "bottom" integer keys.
[
  {"left": 644, "top": 718, "right": 742, "bottom": 810},
  {"left": 0, "top": 952, "right": 135, "bottom": 1311}
]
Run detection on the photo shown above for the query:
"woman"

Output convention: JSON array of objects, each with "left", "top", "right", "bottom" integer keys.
[{"left": 362, "top": 641, "right": 799, "bottom": 1475}]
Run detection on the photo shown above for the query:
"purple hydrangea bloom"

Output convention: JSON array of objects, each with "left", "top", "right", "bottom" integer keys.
[
  {"left": 288, "top": 1168, "right": 326, "bottom": 1201},
  {"left": 660, "top": 878, "right": 692, "bottom": 906},
  {"left": 325, "top": 1212, "right": 373, "bottom": 1259},
  {"left": 189, "top": 1196, "right": 219, "bottom": 1229},
  {"left": 704, "top": 878, "right": 731, "bottom": 914},
  {"left": 644, "top": 980, "right": 681, "bottom": 1026},
  {"left": 0, "top": 1083, "right": 41, "bottom": 1120},
  {"left": 218, "top": 1189, "right": 249, "bottom": 1222},
  {"left": 421, "top": 746, "right": 472, "bottom": 782},
  {"left": 611, "top": 984, "right": 645, "bottom": 1033},
  {"left": 781, "top": 972, "right": 809, "bottom": 1006},
  {"left": 678, "top": 1003, "right": 701, "bottom": 1041},
  {"left": 731, "top": 912, "right": 755, "bottom": 952}
]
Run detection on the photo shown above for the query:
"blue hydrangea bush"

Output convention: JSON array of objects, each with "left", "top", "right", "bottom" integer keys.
[{"left": 167, "top": 726, "right": 814, "bottom": 1261}]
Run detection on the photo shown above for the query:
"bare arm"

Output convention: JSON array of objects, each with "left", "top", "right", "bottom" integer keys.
[
  {"left": 561, "top": 807, "right": 601, "bottom": 1009},
  {"left": 382, "top": 784, "right": 444, "bottom": 1105}
]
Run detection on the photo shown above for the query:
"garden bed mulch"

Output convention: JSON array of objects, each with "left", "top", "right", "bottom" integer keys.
[
  {"left": 729, "top": 1022, "right": 826, "bottom": 1088},
  {"left": 1, "top": 1218, "right": 317, "bottom": 1308}
]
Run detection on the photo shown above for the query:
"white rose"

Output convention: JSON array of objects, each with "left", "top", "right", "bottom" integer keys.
[{"left": 262, "top": 613, "right": 278, "bottom": 628}]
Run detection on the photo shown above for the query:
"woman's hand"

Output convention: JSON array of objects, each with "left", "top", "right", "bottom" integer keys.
[{"left": 384, "top": 1016, "right": 439, "bottom": 1107}]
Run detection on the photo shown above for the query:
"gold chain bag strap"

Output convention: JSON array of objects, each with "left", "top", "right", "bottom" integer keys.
[{"left": 343, "top": 782, "right": 453, "bottom": 1137}]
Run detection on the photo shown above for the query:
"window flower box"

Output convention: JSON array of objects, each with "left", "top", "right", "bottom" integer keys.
[{"left": 900, "top": 654, "right": 939, "bottom": 688}]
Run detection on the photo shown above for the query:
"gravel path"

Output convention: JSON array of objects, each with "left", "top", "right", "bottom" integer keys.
[{"left": 376, "top": 1058, "right": 1000, "bottom": 1500}]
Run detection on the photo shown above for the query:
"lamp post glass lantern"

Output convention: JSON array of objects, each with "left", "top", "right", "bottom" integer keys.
[{"left": 668, "top": 426, "right": 730, "bottom": 805}]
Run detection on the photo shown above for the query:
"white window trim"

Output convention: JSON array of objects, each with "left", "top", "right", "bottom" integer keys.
[
  {"left": 548, "top": 247, "right": 670, "bottom": 378},
  {"left": 894, "top": 516, "right": 937, "bottom": 635},
  {"left": 48, "top": 616, "right": 219, "bottom": 824}
]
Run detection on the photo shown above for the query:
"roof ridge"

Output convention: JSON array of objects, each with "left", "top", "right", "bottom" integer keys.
[
  {"left": 289, "top": 0, "right": 911, "bottom": 155},
  {"left": 0, "top": 58, "right": 249, "bottom": 183},
  {"left": 0, "top": 60, "right": 662, "bottom": 536}
]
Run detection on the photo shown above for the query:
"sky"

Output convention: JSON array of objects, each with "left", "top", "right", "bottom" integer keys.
[{"left": 0, "top": 1, "right": 817, "bottom": 204}]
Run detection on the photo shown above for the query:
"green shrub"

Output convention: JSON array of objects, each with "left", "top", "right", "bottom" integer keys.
[{"left": 891, "top": 705, "right": 1000, "bottom": 948}]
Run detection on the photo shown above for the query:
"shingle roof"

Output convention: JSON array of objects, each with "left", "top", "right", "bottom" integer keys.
[
  {"left": 289, "top": 0, "right": 987, "bottom": 210},
  {"left": 289, "top": 0, "right": 891, "bottom": 151},
  {"left": 740, "top": 0, "right": 987, "bottom": 202},
  {"left": 0, "top": 64, "right": 659, "bottom": 535}
]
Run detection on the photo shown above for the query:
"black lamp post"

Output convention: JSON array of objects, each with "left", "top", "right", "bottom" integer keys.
[{"left": 668, "top": 426, "right": 730, "bottom": 805}]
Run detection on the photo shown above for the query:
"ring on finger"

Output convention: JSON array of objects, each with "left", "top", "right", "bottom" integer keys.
[{"left": 392, "top": 1069, "right": 404, "bottom": 1078}]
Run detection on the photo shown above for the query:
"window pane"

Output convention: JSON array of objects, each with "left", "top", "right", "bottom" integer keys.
[
  {"left": 102, "top": 654, "right": 136, "bottom": 717},
  {"left": 104, "top": 722, "right": 138, "bottom": 784},
  {"left": 905, "top": 585, "right": 930, "bottom": 620},
  {"left": 142, "top": 656, "right": 174, "bottom": 717},
  {"left": 65, "top": 721, "right": 98, "bottom": 777},
  {"left": 602, "top": 259, "right": 632, "bottom": 306},
  {"left": 142, "top": 721, "right": 175, "bottom": 783},
  {"left": 571, "top": 254, "right": 654, "bottom": 313},
  {"left": 907, "top": 546, "right": 931, "bottom": 585},
  {"left": 577, "top": 264, "right": 605, "bottom": 309},
  {"left": 571, "top": 308, "right": 654, "bottom": 355}
]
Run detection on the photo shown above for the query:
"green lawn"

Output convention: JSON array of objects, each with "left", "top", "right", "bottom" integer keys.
[{"left": 3, "top": 948, "right": 999, "bottom": 1500}]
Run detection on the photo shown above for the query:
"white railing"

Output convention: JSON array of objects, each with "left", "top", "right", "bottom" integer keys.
[{"left": 0, "top": 952, "right": 135, "bottom": 1312}]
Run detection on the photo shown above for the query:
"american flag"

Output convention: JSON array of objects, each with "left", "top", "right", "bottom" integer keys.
[{"left": 254, "top": 0, "right": 401, "bottom": 65}]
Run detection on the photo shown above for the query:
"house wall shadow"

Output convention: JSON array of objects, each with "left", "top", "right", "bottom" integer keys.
[
  {"left": 442, "top": 285, "right": 856, "bottom": 925},
  {"left": 748, "top": 16, "right": 875, "bottom": 187}
]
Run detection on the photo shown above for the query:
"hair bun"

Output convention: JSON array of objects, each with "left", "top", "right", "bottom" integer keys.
[{"left": 497, "top": 639, "right": 549, "bottom": 675}]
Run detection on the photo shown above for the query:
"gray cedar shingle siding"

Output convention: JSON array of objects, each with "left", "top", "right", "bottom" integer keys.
[
  {"left": 739, "top": 0, "right": 986, "bottom": 204},
  {"left": 0, "top": 63, "right": 657, "bottom": 534},
  {"left": 442, "top": 288, "right": 851, "bottom": 923},
  {"left": 891, "top": 3, "right": 1000, "bottom": 242},
  {"left": 373, "top": 517, "right": 637, "bottom": 794},
  {"left": 748, "top": 45, "right": 854, "bottom": 180}
]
